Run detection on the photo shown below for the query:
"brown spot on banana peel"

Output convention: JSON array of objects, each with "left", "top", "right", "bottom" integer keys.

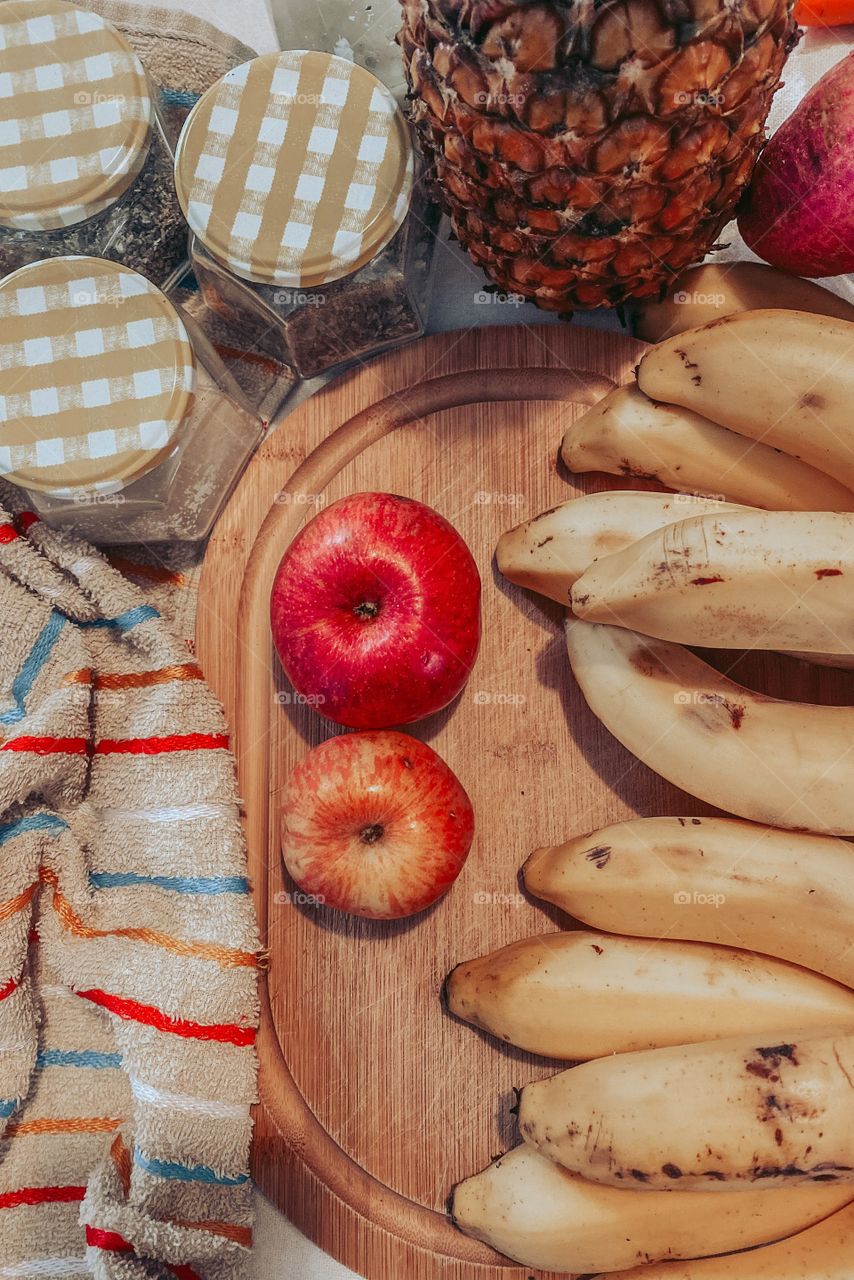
[
  {"left": 816, "top": 567, "right": 843, "bottom": 578},
  {"left": 535, "top": 535, "right": 553, "bottom": 548},
  {"left": 585, "top": 844, "right": 612, "bottom": 868},
  {"left": 690, "top": 576, "right": 725, "bottom": 585},
  {"left": 801, "top": 393, "right": 826, "bottom": 409},
  {"left": 619, "top": 460, "right": 660, "bottom": 481},
  {"left": 757, "top": 1043, "right": 799, "bottom": 1066}
]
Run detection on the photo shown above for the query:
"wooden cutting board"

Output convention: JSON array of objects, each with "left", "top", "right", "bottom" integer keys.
[{"left": 196, "top": 323, "right": 849, "bottom": 1280}]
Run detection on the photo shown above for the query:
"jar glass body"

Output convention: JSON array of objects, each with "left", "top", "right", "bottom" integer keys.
[
  {"left": 24, "top": 299, "right": 265, "bottom": 545},
  {"left": 190, "top": 182, "right": 440, "bottom": 382},
  {"left": 0, "top": 95, "right": 188, "bottom": 289}
]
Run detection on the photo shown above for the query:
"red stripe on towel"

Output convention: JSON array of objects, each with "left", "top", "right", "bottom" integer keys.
[
  {"left": 95, "top": 733, "right": 228, "bottom": 756},
  {"left": 0, "top": 1185, "right": 85, "bottom": 1210},
  {"left": 0, "top": 525, "right": 19, "bottom": 545},
  {"left": 0, "top": 736, "right": 88, "bottom": 755},
  {"left": 86, "top": 1227, "right": 201, "bottom": 1280},
  {"left": 0, "top": 976, "right": 18, "bottom": 1002},
  {"left": 85, "top": 1226, "right": 134, "bottom": 1253},
  {"left": 15, "top": 513, "right": 40, "bottom": 533},
  {"left": 77, "top": 989, "right": 256, "bottom": 1046}
]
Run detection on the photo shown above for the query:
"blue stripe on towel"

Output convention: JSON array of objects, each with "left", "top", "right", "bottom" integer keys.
[
  {"left": 90, "top": 871, "right": 249, "bottom": 895},
  {"left": 36, "top": 1049, "right": 122, "bottom": 1070},
  {"left": 0, "top": 813, "right": 68, "bottom": 847},
  {"left": 0, "top": 612, "right": 66, "bottom": 724},
  {"left": 80, "top": 605, "right": 159, "bottom": 632},
  {"left": 134, "top": 1150, "right": 248, "bottom": 1186},
  {"left": 162, "top": 88, "right": 201, "bottom": 108}
]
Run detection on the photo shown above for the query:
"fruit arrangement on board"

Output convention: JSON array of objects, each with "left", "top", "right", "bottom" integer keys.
[{"left": 445, "top": 269, "right": 854, "bottom": 1274}]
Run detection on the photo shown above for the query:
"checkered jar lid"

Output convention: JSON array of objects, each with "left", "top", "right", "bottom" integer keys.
[
  {"left": 0, "top": 256, "right": 196, "bottom": 496},
  {"left": 0, "top": 0, "right": 154, "bottom": 231},
  {"left": 174, "top": 51, "right": 414, "bottom": 288}
]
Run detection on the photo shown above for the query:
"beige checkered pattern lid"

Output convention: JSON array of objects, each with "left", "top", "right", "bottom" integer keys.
[
  {"left": 0, "top": 256, "right": 196, "bottom": 496},
  {"left": 0, "top": 0, "right": 154, "bottom": 231},
  {"left": 174, "top": 50, "right": 414, "bottom": 288}
]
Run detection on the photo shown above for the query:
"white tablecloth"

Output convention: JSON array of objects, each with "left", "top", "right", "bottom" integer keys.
[{"left": 139, "top": 2, "right": 854, "bottom": 1275}]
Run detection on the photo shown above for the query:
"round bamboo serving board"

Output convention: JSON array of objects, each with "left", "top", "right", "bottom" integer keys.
[{"left": 197, "top": 323, "right": 852, "bottom": 1280}]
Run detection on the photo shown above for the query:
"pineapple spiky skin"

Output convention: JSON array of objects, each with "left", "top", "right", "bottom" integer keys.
[{"left": 400, "top": 0, "right": 797, "bottom": 311}]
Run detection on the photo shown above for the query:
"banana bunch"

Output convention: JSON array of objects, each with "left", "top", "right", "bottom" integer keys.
[
  {"left": 499, "top": 278, "right": 854, "bottom": 824},
  {"left": 448, "top": 271, "right": 854, "bottom": 1274},
  {"left": 449, "top": 818, "right": 854, "bottom": 1269}
]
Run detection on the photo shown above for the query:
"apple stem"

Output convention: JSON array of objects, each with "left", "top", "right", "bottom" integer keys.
[
  {"left": 359, "top": 823, "right": 385, "bottom": 845},
  {"left": 353, "top": 601, "right": 381, "bottom": 620}
]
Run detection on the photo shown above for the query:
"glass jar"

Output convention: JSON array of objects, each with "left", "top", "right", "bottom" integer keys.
[
  {"left": 0, "top": 0, "right": 188, "bottom": 288},
  {"left": 0, "top": 256, "right": 265, "bottom": 544},
  {"left": 173, "top": 51, "right": 438, "bottom": 383}
]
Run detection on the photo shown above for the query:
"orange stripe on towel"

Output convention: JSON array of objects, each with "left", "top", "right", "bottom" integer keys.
[
  {"left": 5, "top": 1115, "right": 121, "bottom": 1137},
  {"left": 94, "top": 664, "right": 203, "bottom": 691},
  {"left": 62, "top": 668, "right": 93, "bottom": 687},
  {"left": 168, "top": 1217, "right": 253, "bottom": 1247},
  {"left": 0, "top": 882, "right": 37, "bottom": 924},
  {"left": 111, "top": 1133, "right": 131, "bottom": 1197},
  {"left": 211, "top": 341, "right": 283, "bottom": 375},
  {"left": 106, "top": 556, "right": 187, "bottom": 587},
  {"left": 40, "top": 868, "right": 256, "bottom": 970}
]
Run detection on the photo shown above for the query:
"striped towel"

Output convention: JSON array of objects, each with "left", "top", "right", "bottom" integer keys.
[{"left": 0, "top": 481, "right": 260, "bottom": 1279}]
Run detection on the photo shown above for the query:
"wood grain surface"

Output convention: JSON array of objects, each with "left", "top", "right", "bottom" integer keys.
[{"left": 196, "top": 323, "right": 853, "bottom": 1280}]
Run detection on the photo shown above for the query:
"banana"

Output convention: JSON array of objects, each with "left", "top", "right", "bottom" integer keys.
[
  {"left": 565, "top": 617, "right": 854, "bottom": 835},
  {"left": 450, "top": 1143, "right": 854, "bottom": 1273},
  {"left": 500, "top": 497, "right": 854, "bottom": 669},
  {"left": 517, "top": 1027, "right": 854, "bottom": 1191},
  {"left": 600, "top": 1201, "right": 854, "bottom": 1280},
  {"left": 571, "top": 510, "right": 854, "bottom": 653},
  {"left": 637, "top": 309, "right": 854, "bottom": 492},
  {"left": 523, "top": 816, "right": 854, "bottom": 988},
  {"left": 496, "top": 492, "right": 748, "bottom": 605},
  {"left": 634, "top": 262, "right": 854, "bottom": 343},
  {"left": 446, "top": 930, "right": 854, "bottom": 1060},
  {"left": 560, "top": 383, "right": 854, "bottom": 512}
]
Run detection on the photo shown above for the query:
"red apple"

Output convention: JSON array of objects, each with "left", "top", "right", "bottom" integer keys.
[
  {"left": 270, "top": 492, "right": 481, "bottom": 729},
  {"left": 281, "top": 730, "right": 475, "bottom": 919}
]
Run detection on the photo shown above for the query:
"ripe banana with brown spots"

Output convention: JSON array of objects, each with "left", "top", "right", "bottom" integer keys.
[
  {"left": 517, "top": 1028, "right": 854, "bottom": 1192},
  {"left": 565, "top": 617, "right": 854, "bottom": 835},
  {"left": 560, "top": 382, "right": 854, "bottom": 511},
  {"left": 600, "top": 1199, "right": 854, "bottom": 1279},
  {"left": 450, "top": 1143, "right": 854, "bottom": 1273},
  {"left": 446, "top": 930, "right": 854, "bottom": 1059},
  {"left": 637, "top": 309, "right": 854, "bottom": 493},
  {"left": 571, "top": 509, "right": 854, "bottom": 654},
  {"left": 496, "top": 491, "right": 746, "bottom": 605},
  {"left": 523, "top": 816, "right": 854, "bottom": 988}
]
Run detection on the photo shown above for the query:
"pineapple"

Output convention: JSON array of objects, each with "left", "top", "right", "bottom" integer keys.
[{"left": 399, "top": 0, "right": 797, "bottom": 311}]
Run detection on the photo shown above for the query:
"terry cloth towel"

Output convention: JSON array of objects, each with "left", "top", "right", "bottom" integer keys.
[{"left": 0, "top": 480, "right": 261, "bottom": 1279}]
